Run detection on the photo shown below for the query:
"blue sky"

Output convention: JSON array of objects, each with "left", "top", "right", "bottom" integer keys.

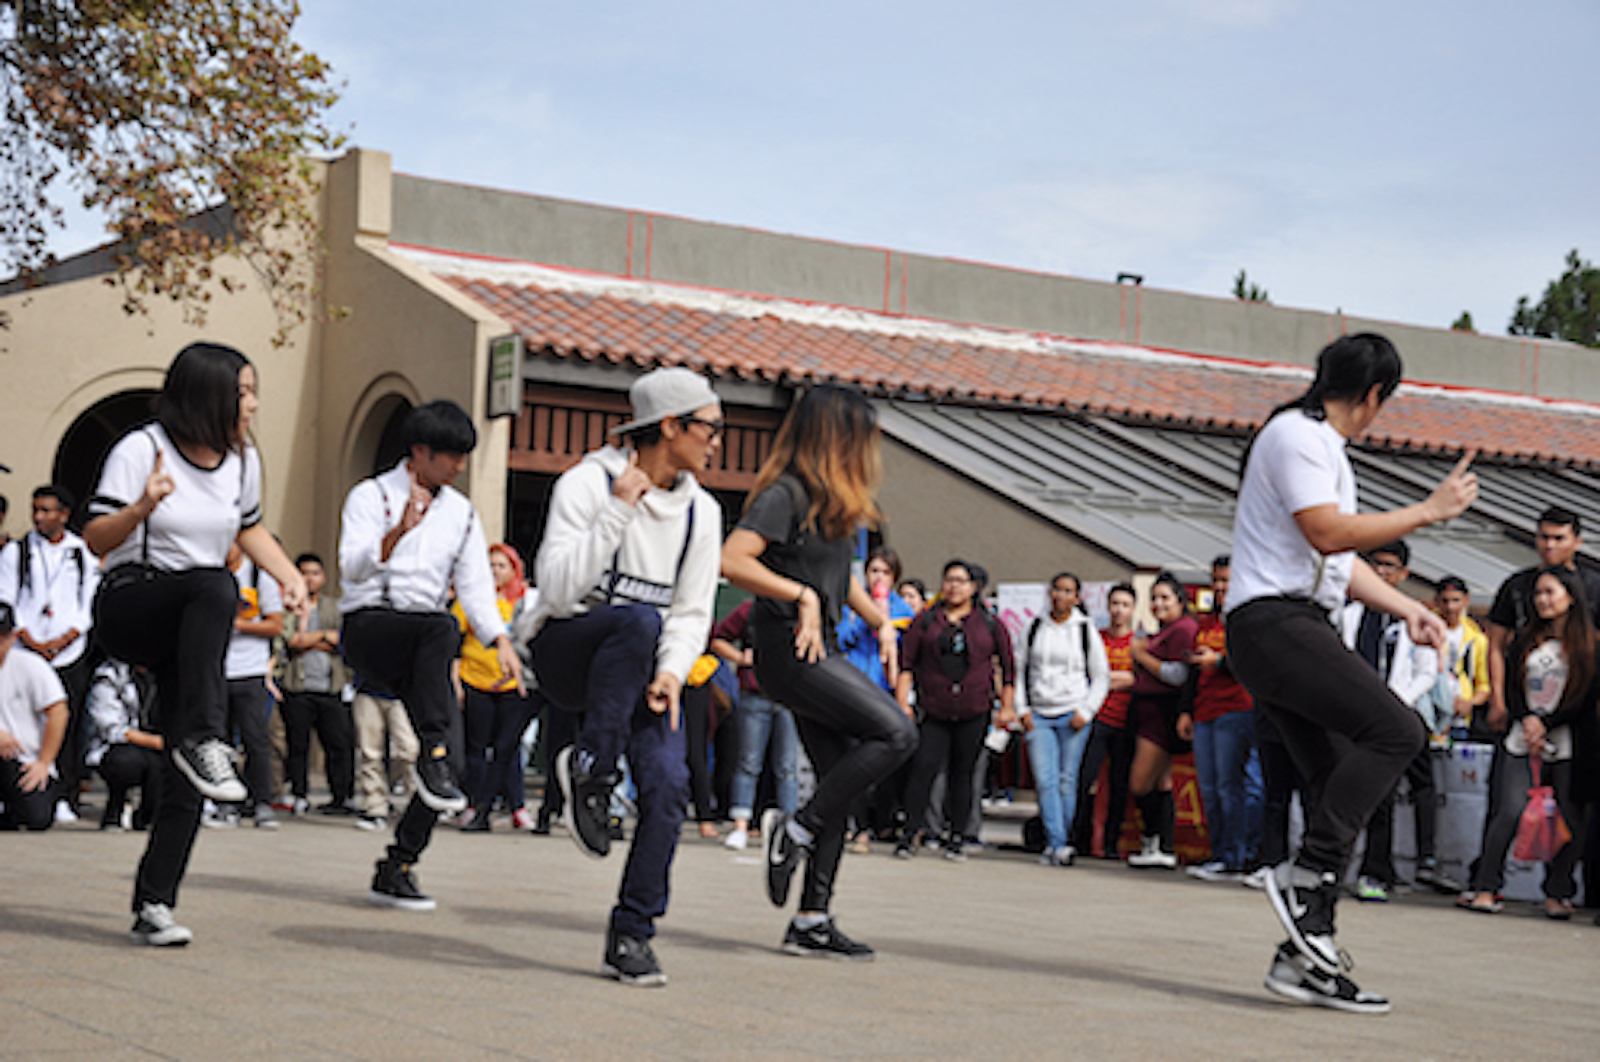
[{"left": 60, "top": 1, "right": 1600, "bottom": 337}]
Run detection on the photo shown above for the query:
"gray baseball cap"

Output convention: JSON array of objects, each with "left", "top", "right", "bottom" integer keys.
[{"left": 609, "top": 367, "right": 721, "bottom": 436}]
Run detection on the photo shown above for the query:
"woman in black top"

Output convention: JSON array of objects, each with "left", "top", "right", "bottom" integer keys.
[{"left": 722, "top": 385, "right": 916, "bottom": 961}]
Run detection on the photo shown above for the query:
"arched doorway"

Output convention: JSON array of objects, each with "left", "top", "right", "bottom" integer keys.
[
  {"left": 343, "top": 393, "right": 414, "bottom": 489},
  {"left": 52, "top": 390, "right": 160, "bottom": 529}
]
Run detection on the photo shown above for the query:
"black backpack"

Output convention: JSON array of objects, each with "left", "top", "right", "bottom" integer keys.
[{"left": 1022, "top": 611, "right": 1093, "bottom": 705}]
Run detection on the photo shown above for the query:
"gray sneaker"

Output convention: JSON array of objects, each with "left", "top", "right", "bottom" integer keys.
[
  {"left": 130, "top": 902, "right": 193, "bottom": 947},
  {"left": 253, "top": 803, "right": 281, "bottom": 830}
]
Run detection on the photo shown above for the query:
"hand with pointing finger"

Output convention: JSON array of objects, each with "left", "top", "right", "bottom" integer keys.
[
  {"left": 140, "top": 450, "right": 176, "bottom": 516},
  {"left": 1425, "top": 450, "right": 1478, "bottom": 524}
]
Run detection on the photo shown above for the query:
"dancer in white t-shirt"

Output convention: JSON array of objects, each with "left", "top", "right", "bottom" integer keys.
[{"left": 1225, "top": 333, "right": 1476, "bottom": 1014}]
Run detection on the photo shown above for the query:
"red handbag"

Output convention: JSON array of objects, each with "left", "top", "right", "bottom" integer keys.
[{"left": 1512, "top": 757, "right": 1572, "bottom": 863}]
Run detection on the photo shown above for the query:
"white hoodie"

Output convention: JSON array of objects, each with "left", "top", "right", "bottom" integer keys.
[{"left": 526, "top": 446, "right": 722, "bottom": 683}]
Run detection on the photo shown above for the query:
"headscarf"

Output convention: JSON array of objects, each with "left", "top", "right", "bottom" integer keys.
[{"left": 490, "top": 542, "right": 527, "bottom": 602}]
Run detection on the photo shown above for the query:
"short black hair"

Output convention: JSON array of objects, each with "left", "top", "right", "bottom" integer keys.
[
  {"left": 1109, "top": 582, "right": 1136, "bottom": 602},
  {"left": 0, "top": 494, "right": 8, "bottom": 515},
  {"left": 1050, "top": 571, "right": 1081, "bottom": 593},
  {"left": 1211, "top": 553, "right": 1231, "bottom": 570},
  {"left": 159, "top": 342, "right": 252, "bottom": 454},
  {"left": 1538, "top": 506, "right": 1582, "bottom": 536},
  {"left": 968, "top": 563, "right": 989, "bottom": 591},
  {"left": 1369, "top": 540, "right": 1410, "bottom": 566},
  {"left": 403, "top": 400, "right": 477, "bottom": 455},
  {"left": 32, "top": 485, "right": 74, "bottom": 514},
  {"left": 622, "top": 422, "right": 664, "bottom": 449},
  {"left": 897, "top": 577, "right": 926, "bottom": 599},
  {"left": 295, "top": 552, "right": 325, "bottom": 569},
  {"left": 1436, "top": 575, "right": 1469, "bottom": 596}
]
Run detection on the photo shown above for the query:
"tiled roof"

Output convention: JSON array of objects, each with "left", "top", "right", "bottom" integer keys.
[{"left": 405, "top": 247, "right": 1600, "bottom": 470}]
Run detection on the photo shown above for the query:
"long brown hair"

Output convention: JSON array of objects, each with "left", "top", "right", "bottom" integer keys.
[
  {"left": 747, "top": 384, "right": 882, "bottom": 541},
  {"left": 1509, "top": 566, "right": 1597, "bottom": 713}
]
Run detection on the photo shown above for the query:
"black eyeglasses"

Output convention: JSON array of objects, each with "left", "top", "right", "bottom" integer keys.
[{"left": 679, "top": 416, "right": 726, "bottom": 438}]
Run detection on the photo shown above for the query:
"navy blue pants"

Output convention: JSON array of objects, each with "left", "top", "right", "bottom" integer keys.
[{"left": 533, "top": 605, "right": 688, "bottom": 940}]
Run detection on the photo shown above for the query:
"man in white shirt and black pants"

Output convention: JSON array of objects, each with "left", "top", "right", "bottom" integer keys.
[
  {"left": 0, "top": 485, "right": 102, "bottom": 819},
  {"left": 0, "top": 601, "right": 70, "bottom": 830},
  {"left": 526, "top": 367, "right": 724, "bottom": 987},
  {"left": 339, "top": 400, "right": 523, "bottom": 910}
]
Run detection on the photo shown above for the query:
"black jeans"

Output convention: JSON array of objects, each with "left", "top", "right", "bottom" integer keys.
[
  {"left": 282, "top": 691, "right": 356, "bottom": 803},
  {"left": 0, "top": 758, "right": 56, "bottom": 830},
  {"left": 95, "top": 567, "right": 236, "bottom": 911},
  {"left": 681, "top": 683, "right": 716, "bottom": 823},
  {"left": 1254, "top": 709, "right": 1307, "bottom": 869},
  {"left": 97, "top": 744, "right": 166, "bottom": 826},
  {"left": 341, "top": 608, "right": 462, "bottom": 865},
  {"left": 224, "top": 677, "right": 274, "bottom": 806},
  {"left": 533, "top": 605, "right": 689, "bottom": 940},
  {"left": 1227, "top": 598, "right": 1425, "bottom": 876},
  {"left": 1071, "top": 719, "right": 1136, "bottom": 857},
  {"left": 1358, "top": 745, "right": 1439, "bottom": 886},
  {"left": 755, "top": 626, "right": 918, "bottom": 913},
  {"left": 903, "top": 713, "right": 989, "bottom": 844},
  {"left": 463, "top": 686, "right": 539, "bottom": 812}
]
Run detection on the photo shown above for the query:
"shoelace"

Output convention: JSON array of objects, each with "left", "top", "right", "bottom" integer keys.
[{"left": 196, "top": 741, "right": 235, "bottom": 779}]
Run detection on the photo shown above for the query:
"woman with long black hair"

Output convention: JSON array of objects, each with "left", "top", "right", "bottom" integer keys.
[
  {"left": 84, "top": 342, "right": 306, "bottom": 946},
  {"left": 721, "top": 385, "right": 916, "bottom": 960},
  {"left": 1124, "top": 571, "right": 1198, "bottom": 869},
  {"left": 1226, "top": 333, "right": 1476, "bottom": 1013},
  {"left": 1463, "top": 565, "right": 1598, "bottom": 917}
]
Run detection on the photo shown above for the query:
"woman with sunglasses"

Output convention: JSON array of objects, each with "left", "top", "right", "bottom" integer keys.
[{"left": 721, "top": 384, "right": 914, "bottom": 961}]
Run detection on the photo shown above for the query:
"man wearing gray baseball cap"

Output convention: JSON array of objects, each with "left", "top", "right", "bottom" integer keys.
[{"left": 524, "top": 366, "right": 725, "bottom": 986}]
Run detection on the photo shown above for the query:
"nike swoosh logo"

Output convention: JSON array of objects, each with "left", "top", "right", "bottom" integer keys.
[
  {"left": 1289, "top": 898, "right": 1307, "bottom": 919},
  {"left": 769, "top": 842, "right": 786, "bottom": 866}
]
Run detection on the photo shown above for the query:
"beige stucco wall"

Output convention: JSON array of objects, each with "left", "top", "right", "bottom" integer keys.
[
  {"left": 877, "top": 435, "right": 1129, "bottom": 588},
  {"left": 0, "top": 244, "right": 320, "bottom": 552}
]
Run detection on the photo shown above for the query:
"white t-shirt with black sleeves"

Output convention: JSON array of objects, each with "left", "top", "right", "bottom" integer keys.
[
  {"left": 1227, "top": 409, "right": 1356, "bottom": 616},
  {"left": 88, "top": 424, "right": 262, "bottom": 572}
]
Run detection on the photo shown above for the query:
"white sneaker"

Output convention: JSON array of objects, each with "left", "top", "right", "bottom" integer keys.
[
  {"left": 1127, "top": 835, "right": 1178, "bottom": 869},
  {"left": 130, "top": 902, "right": 193, "bottom": 947},
  {"left": 723, "top": 827, "right": 749, "bottom": 851},
  {"left": 1241, "top": 866, "right": 1271, "bottom": 890},
  {"left": 54, "top": 799, "right": 79, "bottom": 823},
  {"left": 1039, "top": 846, "right": 1075, "bottom": 867}
]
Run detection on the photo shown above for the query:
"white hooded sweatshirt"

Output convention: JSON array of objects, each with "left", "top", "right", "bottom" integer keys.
[{"left": 526, "top": 445, "right": 722, "bottom": 683}]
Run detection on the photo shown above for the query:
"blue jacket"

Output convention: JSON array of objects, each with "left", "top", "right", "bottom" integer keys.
[{"left": 836, "top": 593, "right": 916, "bottom": 691}]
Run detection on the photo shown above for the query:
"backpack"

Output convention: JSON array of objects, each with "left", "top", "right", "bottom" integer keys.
[
  {"left": 1022, "top": 611, "right": 1093, "bottom": 705},
  {"left": 16, "top": 532, "right": 89, "bottom": 600}
]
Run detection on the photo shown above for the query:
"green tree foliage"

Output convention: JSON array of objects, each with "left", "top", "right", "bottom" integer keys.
[
  {"left": 1508, "top": 250, "right": 1599, "bottom": 348},
  {"left": 1, "top": 0, "right": 343, "bottom": 342},
  {"left": 1451, "top": 311, "right": 1475, "bottom": 332},
  {"left": 1232, "top": 269, "right": 1269, "bottom": 303}
]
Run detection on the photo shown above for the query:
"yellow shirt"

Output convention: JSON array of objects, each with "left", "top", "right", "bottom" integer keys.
[{"left": 454, "top": 598, "right": 515, "bottom": 692}]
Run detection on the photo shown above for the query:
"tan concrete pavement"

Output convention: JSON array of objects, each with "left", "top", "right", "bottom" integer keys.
[{"left": 2, "top": 809, "right": 1596, "bottom": 1061}]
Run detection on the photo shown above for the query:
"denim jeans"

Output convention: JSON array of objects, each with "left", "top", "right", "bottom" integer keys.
[
  {"left": 1192, "top": 710, "right": 1264, "bottom": 870},
  {"left": 728, "top": 691, "right": 799, "bottom": 821},
  {"left": 1026, "top": 712, "right": 1092, "bottom": 851}
]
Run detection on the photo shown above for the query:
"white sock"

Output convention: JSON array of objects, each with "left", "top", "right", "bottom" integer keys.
[
  {"left": 786, "top": 819, "right": 815, "bottom": 847},
  {"left": 793, "top": 913, "right": 828, "bottom": 930}
]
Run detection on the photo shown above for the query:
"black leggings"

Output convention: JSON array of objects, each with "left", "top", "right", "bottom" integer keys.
[
  {"left": 902, "top": 713, "right": 989, "bottom": 844},
  {"left": 1071, "top": 719, "right": 1135, "bottom": 856},
  {"left": 755, "top": 626, "right": 917, "bottom": 913},
  {"left": 94, "top": 567, "right": 237, "bottom": 911},
  {"left": 463, "top": 686, "right": 538, "bottom": 812},
  {"left": 1228, "top": 598, "right": 1425, "bottom": 876}
]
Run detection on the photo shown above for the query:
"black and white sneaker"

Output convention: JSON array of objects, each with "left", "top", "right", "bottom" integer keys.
[
  {"left": 602, "top": 928, "right": 667, "bottom": 987},
  {"left": 411, "top": 746, "right": 468, "bottom": 814},
  {"left": 1264, "top": 942, "right": 1390, "bottom": 1015},
  {"left": 130, "top": 902, "right": 193, "bottom": 947},
  {"left": 172, "top": 739, "right": 247, "bottom": 803},
  {"left": 1414, "top": 862, "right": 1463, "bottom": 894},
  {"left": 762, "top": 809, "right": 808, "bottom": 907},
  {"left": 782, "top": 918, "right": 875, "bottom": 961},
  {"left": 368, "top": 858, "right": 437, "bottom": 911},
  {"left": 1265, "top": 861, "right": 1344, "bottom": 975},
  {"left": 556, "top": 746, "right": 618, "bottom": 859}
]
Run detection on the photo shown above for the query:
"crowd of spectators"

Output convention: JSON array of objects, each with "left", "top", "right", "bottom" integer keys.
[{"left": 2, "top": 474, "right": 1596, "bottom": 933}]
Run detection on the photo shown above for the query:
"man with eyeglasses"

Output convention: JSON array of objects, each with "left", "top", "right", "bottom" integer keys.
[{"left": 524, "top": 366, "right": 724, "bottom": 986}]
